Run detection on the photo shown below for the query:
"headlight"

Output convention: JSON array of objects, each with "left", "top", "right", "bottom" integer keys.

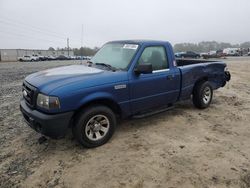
[{"left": 37, "top": 93, "right": 60, "bottom": 110}]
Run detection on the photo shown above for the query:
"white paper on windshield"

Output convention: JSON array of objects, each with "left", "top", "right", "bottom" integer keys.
[{"left": 123, "top": 44, "right": 138, "bottom": 50}]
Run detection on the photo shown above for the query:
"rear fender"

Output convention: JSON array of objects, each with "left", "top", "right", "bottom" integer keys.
[{"left": 207, "top": 64, "right": 228, "bottom": 89}]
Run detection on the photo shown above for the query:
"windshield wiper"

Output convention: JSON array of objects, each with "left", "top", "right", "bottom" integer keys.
[{"left": 95, "top": 62, "right": 117, "bottom": 71}]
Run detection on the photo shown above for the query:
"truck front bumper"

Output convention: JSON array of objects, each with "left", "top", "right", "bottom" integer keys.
[{"left": 20, "top": 99, "right": 74, "bottom": 139}]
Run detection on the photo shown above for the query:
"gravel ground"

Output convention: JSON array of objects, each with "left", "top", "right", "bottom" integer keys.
[{"left": 0, "top": 58, "right": 250, "bottom": 188}]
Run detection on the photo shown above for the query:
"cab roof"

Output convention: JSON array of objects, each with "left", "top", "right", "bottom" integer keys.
[{"left": 108, "top": 40, "right": 171, "bottom": 46}]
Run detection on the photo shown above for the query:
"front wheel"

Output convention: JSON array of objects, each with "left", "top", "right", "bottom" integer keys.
[
  {"left": 193, "top": 81, "right": 213, "bottom": 109},
  {"left": 73, "top": 105, "right": 116, "bottom": 148}
]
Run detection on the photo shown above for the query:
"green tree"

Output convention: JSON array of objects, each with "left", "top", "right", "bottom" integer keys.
[
  {"left": 174, "top": 41, "right": 250, "bottom": 53},
  {"left": 73, "top": 47, "right": 99, "bottom": 56},
  {"left": 48, "top": 47, "right": 55, "bottom": 51},
  {"left": 240, "top": 42, "right": 250, "bottom": 48}
]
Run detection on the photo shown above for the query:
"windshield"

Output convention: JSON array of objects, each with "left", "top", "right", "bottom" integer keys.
[{"left": 91, "top": 43, "right": 139, "bottom": 70}]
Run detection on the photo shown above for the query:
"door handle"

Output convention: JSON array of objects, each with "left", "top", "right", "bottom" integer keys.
[{"left": 166, "top": 75, "right": 174, "bottom": 80}]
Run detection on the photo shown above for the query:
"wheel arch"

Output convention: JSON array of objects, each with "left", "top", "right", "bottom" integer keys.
[
  {"left": 192, "top": 77, "right": 209, "bottom": 94},
  {"left": 70, "top": 97, "right": 122, "bottom": 127}
]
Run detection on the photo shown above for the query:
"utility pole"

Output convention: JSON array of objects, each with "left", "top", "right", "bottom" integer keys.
[
  {"left": 67, "top": 38, "right": 69, "bottom": 57},
  {"left": 81, "top": 24, "right": 83, "bottom": 63}
]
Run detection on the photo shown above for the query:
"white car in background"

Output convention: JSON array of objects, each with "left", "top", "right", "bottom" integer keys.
[
  {"left": 18, "top": 55, "right": 39, "bottom": 62},
  {"left": 47, "top": 55, "right": 56, "bottom": 60},
  {"left": 223, "top": 48, "right": 240, "bottom": 56}
]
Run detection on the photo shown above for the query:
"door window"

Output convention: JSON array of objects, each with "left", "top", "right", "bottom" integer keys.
[{"left": 138, "top": 46, "right": 168, "bottom": 71}]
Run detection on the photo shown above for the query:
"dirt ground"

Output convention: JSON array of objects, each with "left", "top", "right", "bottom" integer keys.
[{"left": 0, "top": 57, "right": 250, "bottom": 188}]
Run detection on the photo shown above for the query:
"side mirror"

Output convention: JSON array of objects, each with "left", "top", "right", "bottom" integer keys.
[{"left": 134, "top": 64, "right": 153, "bottom": 75}]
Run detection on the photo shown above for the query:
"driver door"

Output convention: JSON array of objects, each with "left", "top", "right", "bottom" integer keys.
[{"left": 129, "top": 46, "right": 180, "bottom": 114}]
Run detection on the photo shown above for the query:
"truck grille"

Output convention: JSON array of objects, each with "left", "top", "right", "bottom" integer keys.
[{"left": 22, "top": 81, "right": 37, "bottom": 107}]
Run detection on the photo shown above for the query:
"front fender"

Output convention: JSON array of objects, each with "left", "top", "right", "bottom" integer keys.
[{"left": 78, "top": 92, "right": 117, "bottom": 108}]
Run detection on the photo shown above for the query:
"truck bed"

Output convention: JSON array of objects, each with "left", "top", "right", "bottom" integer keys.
[
  {"left": 176, "top": 59, "right": 226, "bottom": 101},
  {"left": 176, "top": 58, "right": 218, "bottom": 66}
]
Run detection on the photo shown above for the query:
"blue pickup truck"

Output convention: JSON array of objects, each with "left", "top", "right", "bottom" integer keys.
[{"left": 20, "top": 40, "right": 230, "bottom": 147}]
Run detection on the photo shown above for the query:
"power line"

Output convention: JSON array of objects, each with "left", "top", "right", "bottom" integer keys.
[
  {"left": 0, "top": 30, "right": 80, "bottom": 48},
  {"left": 0, "top": 28, "right": 67, "bottom": 46},
  {"left": 0, "top": 17, "right": 67, "bottom": 38},
  {"left": 0, "top": 30, "right": 66, "bottom": 44},
  {"left": 0, "top": 16, "right": 80, "bottom": 42},
  {"left": 0, "top": 16, "right": 83, "bottom": 48},
  {"left": 0, "top": 20, "right": 72, "bottom": 42}
]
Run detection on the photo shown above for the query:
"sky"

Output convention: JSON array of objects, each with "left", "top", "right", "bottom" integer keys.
[{"left": 0, "top": 0, "right": 249, "bottom": 49}]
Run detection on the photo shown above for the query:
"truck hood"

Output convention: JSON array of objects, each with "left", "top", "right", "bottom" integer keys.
[{"left": 25, "top": 65, "right": 127, "bottom": 94}]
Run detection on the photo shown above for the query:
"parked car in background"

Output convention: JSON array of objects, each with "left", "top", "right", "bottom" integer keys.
[
  {"left": 248, "top": 52, "right": 250, "bottom": 56},
  {"left": 201, "top": 50, "right": 226, "bottom": 59},
  {"left": 69, "top": 56, "right": 77, "bottom": 60},
  {"left": 47, "top": 55, "right": 56, "bottom": 61},
  {"left": 56, "top": 55, "right": 69, "bottom": 60},
  {"left": 175, "top": 52, "right": 184, "bottom": 58},
  {"left": 200, "top": 52, "right": 208, "bottom": 57},
  {"left": 175, "top": 51, "right": 200, "bottom": 58},
  {"left": 75, "top": 56, "right": 82, "bottom": 60},
  {"left": 81, "top": 56, "right": 90, "bottom": 60},
  {"left": 223, "top": 48, "right": 240, "bottom": 56},
  {"left": 18, "top": 55, "right": 39, "bottom": 62},
  {"left": 32, "top": 54, "right": 46, "bottom": 61},
  {"left": 86, "top": 56, "right": 92, "bottom": 60},
  {"left": 74, "top": 56, "right": 93, "bottom": 60}
]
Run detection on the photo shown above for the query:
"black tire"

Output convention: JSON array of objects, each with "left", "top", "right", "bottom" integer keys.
[
  {"left": 73, "top": 105, "right": 116, "bottom": 148},
  {"left": 193, "top": 81, "right": 213, "bottom": 109}
]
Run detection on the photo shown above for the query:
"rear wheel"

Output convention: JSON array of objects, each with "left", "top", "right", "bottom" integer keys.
[
  {"left": 193, "top": 81, "right": 213, "bottom": 109},
  {"left": 73, "top": 105, "right": 116, "bottom": 148}
]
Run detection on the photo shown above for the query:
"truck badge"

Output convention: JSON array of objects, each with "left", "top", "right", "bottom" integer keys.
[{"left": 114, "top": 84, "right": 127, "bottom": 90}]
